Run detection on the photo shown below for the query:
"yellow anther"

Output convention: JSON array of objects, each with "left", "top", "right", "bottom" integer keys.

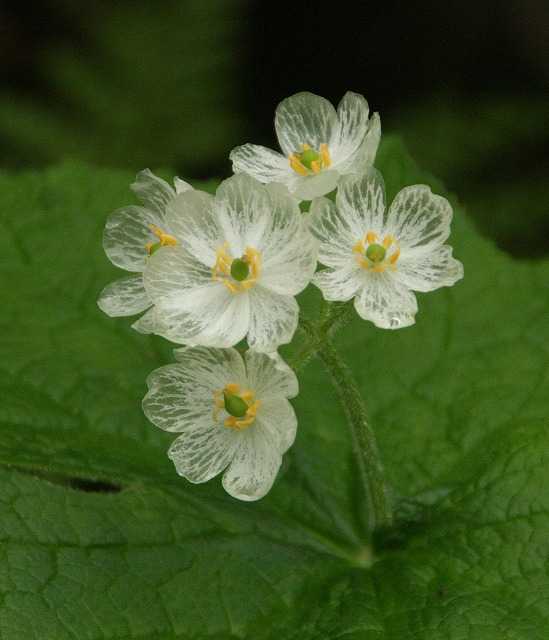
[
  {"left": 146, "top": 225, "right": 177, "bottom": 254},
  {"left": 212, "top": 243, "right": 261, "bottom": 294},
  {"left": 354, "top": 229, "right": 401, "bottom": 272},
  {"left": 213, "top": 383, "right": 260, "bottom": 431},
  {"left": 320, "top": 143, "right": 331, "bottom": 168},
  {"left": 289, "top": 143, "right": 331, "bottom": 176},
  {"left": 290, "top": 154, "right": 309, "bottom": 176}
]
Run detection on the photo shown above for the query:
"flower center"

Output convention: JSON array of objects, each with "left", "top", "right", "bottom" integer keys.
[
  {"left": 212, "top": 243, "right": 261, "bottom": 294},
  {"left": 353, "top": 231, "right": 400, "bottom": 272},
  {"left": 289, "top": 143, "right": 331, "bottom": 176},
  {"left": 213, "top": 383, "right": 261, "bottom": 430},
  {"left": 146, "top": 224, "right": 177, "bottom": 255}
]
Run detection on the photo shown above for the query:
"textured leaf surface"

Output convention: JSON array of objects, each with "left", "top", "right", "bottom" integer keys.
[{"left": 1, "top": 141, "right": 549, "bottom": 639}]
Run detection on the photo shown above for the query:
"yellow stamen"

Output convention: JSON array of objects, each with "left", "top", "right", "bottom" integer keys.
[
  {"left": 366, "top": 231, "right": 377, "bottom": 244},
  {"left": 147, "top": 225, "right": 177, "bottom": 253},
  {"left": 212, "top": 243, "right": 262, "bottom": 294},
  {"left": 320, "top": 143, "right": 331, "bottom": 168},
  {"left": 390, "top": 248, "right": 400, "bottom": 264},
  {"left": 354, "top": 230, "right": 401, "bottom": 272},
  {"left": 213, "top": 384, "right": 260, "bottom": 431},
  {"left": 301, "top": 143, "right": 311, "bottom": 151},
  {"left": 311, "top": 160, "right": 321, "bottom": 174},
  {"left": 290, "top": 154, "right": 308, "bottom": 176}
]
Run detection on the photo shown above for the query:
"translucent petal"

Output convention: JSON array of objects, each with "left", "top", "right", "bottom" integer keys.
[
  {"left": 143, "top": 245, "right": 213, "bottom": 302},
  {"left": 309, "top": 196, "right": 359, "bottom": 269},
  {"left": 329, "top": 92, "right": 371, "bottom": 171},
  {"left": 97, "top": 275, "right": 150, "bottom": 317},
  {"left": 131, "top": 307, "right": 156, "bottom": 334},
  {"left": 174, "top": 176, "right": 193, "bottom": 195},
  {"left": 256, "top": 398, "right": 298, "bottom": 454},
  {"left": 397, "top": 245, "right": 464, "bottom": 292},
  {"left": 256, "top": 190, "right": 317, "bottom": 295},
  {"left": 337, "top": 112, "right": 381, "bottom": 176},
  {"left": 336, "top": 168, "right": 387, "bottom": 235},
  {"left": 244, "top": 350, "right": 298, "bottom": 400},
  {"left": 103, "top": 205, "right": 162, "bottom": 272},
  {"left": 354, "top": 272, "right": 418, "bottom": 330},
  {"left": 312, "top": 266, "right": 361, "bottom": 302},
  {"left": 275, "top": 92, "right": 338, "bottom": 157},
  {"left": 168, "top": 425, "right": 238, "bottom": 484},
  {"left": 230, "top": 144, "right": 291, "bottom": 185},
  {"left": 247, "top": 287, "right": 299, "bottom": 352},
  {"left": 222, "top": 426, "right": 283, "bottom": 501},
  {"left": 130, "top": 169, "right": 175, "bottom": 217},
  {"left": 143, "top": 347, "right": 246, "bottom": 433},
  {"left": 214, "top": 174, "right": 273, "bottom": 256},
  {"left": 166, "top": 190, "right": 218, "bottom": 266},
  {"left": 386, "top": 185, "right": 453, "bottom": 249},
  {"left": 147, "top": 271, "right": 250, "bottom": 348},
  {"left": 292, "top": 170, "right": 340, "bottom": 201}
]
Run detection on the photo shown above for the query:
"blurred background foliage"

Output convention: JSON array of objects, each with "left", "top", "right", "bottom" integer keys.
[{"left": 1, "top": 0, "right": 548, "bottom": 256}]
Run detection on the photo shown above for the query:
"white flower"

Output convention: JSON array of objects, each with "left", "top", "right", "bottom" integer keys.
[
  {"left": 310, "top": 169, "right": 464, "bottom": 329},
  {"left": 143, "top": 173, "right": 317, "bottom": 352},
  {"left": 97, "top": 169, "right": 192, "bottom": 333},
  {"left": 143, "top": 347, "right": 298, "bottom": 501},
  {"left": 230, "top": 91, "right": 380, "bottom": 201}
]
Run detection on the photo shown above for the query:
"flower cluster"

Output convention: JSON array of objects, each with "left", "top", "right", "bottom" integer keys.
[{"left": 99, "top": 91, "right": 463, "bottom": 500}]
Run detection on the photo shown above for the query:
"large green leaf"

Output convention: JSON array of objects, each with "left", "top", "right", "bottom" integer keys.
[{"left": 1, "top": 140, "right": 548, "bottom": 639}]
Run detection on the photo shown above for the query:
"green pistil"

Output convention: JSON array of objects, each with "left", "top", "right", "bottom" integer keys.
[
  {"left": 366, "top": 243, "right": 386, "bottom": 263},
  {"left": 224, "top": 392, "right": 248, "bottom": 418},
  {"left": 230, "top": 258, "right": 250, "bottom": 282},
  {"left": 299, "top": 148, "right": 320, "bottom": 170}
]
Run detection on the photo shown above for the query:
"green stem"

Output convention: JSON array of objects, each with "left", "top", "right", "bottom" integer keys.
[{"left": 318, "top": 339, "right": 393, "bottom": 532}]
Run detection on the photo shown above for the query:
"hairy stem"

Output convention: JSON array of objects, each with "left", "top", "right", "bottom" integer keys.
[
  {"left": 294, "top": 311, "right": 393, "bottom": 533},
  {"left": 318, "top": 338, "right": 393, "bottom": 532}
]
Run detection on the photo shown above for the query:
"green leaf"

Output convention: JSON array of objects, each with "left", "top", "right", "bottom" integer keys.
[{"left": 1, "top": 141, "right": 549, "bottom": 639}]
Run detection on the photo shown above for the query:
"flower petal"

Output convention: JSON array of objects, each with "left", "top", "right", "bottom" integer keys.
[
  {"left": 275, "top": 92, "right": 337, "bottom": 157},
  {"left": 165, "top": 190, "right": 218, "bottom": 266},
  {"left": 354, "top": 272, "right": 418, "bottom": 329},
  {"left": 312, "top": 266, "right": 361, "bottom": 302},
  {"left": 256, "top": 398, "right": 297, "bottom": 454},
  {"left": 247, "top": 287, "right": 299, "bottom": 352},
  {"left": 244, "top": 350, "right": 298, "bottom": 400},
  {"left": 103, "top": 205, "right": 161, "bottom": 272},
  {"left": 222, "top": 426, "right": 283, "bottom": 501},
  {"left": 174, "top": 176, "right": 193, "bottom": 194},
  {"left": 131, "top": 306, "right": 156, "bottom": 334},
  {"left": 309, "top": 196, "right": 358, "bottom": 268},
  {"left": 143, "top": 347, "right": 246, "bottom": 433},
  {"left": 214, "top": 174, "right": 273, "bottom": 255},
  {"left": 230, "top": 144, "right": 291, "bottom": 185},
  {"left": 292, "top": 170, "right": 340, "bottom": 201},
  {"left": 130, "top": 169, "right": 175, "bottom": 217},
  {"left": 336, "top": 111, "right": 381, "bottom": 176},
  {"left": 168, "top": 425, "right": 238, "bottom": 484},
  {"left": 397, "top": 245, "right": 464, "bottom": 292},
  {"left": 337, "top": 168, "right": 387, "bottom": 235},
  {"left": 329, "top": 92, "right": 371, "bottom": 171},
  {"left": 255, "top": 188, "right": 317, "bottom": 295},
  {"left": 144, "top": 245, "right": 251, "bottom": 346},
  {"left": 386, "top": 185, "right": 453, "bottom": 249},
  {"left": 97, "top": 275, "right": 150, "bottom": 317}
]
